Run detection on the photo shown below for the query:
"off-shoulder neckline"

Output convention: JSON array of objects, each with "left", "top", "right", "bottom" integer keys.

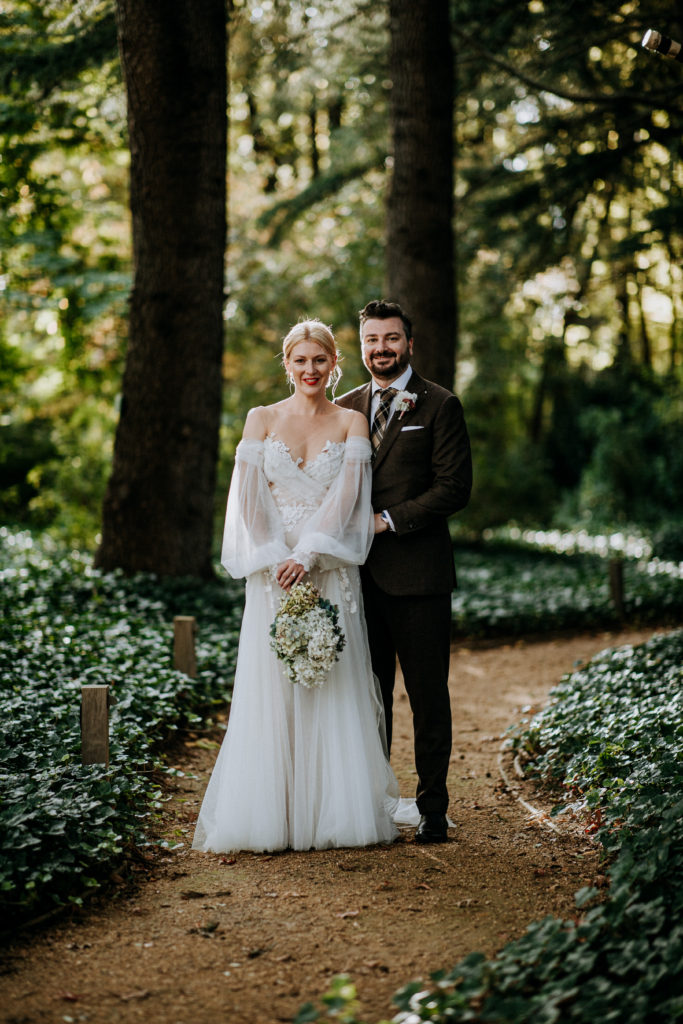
[{"left": 264, "top": 432, "right": 348, "bottom": 471}]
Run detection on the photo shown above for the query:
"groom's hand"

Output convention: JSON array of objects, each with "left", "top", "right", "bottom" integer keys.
[
  {"left": 374, "top": 512, "right": 390, "bottom": 534},
  {"left": 276, "top": 559, "right": 306, "bottom": 591}
]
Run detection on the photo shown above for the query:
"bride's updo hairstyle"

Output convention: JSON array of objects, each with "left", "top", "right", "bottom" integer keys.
[{"left": 282, "top": 319, "right": 343, "bottom": 395}]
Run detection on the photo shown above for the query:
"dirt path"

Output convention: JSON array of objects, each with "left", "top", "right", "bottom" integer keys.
[{"left": 1, "top": 627, "right": 663, "bottom": 1024}]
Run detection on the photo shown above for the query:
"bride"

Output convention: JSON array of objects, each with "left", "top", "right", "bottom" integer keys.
[{"left": 192, "top": 319, "right": 407, "bottom": 853}]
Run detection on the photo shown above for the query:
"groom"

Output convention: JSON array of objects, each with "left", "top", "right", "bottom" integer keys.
[{"left": 337, "top": 299, "right": 472, "bottom": 843}]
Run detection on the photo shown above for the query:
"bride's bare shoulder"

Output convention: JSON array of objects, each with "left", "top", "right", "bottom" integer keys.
[
  {"left": 342, "top": 407, "right": 369, "bottom": 440},
  {"left": 243, "top": 400, "right": 293, "bottom": 440},
  {"left": 242, "top": 405, "right": 269, "bottom": 440}
]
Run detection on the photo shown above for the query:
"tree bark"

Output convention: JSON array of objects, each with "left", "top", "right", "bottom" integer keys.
[
  {"left": 386, "top": 0, "right": 455, "bottom": 388},
  {"left": 96, "top": 0, "right": 227, "bottom": 577}
]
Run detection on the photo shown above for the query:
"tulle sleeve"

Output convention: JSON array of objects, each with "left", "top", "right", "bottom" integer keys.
[
  {"left": 292, "top": 436, "right": 374, "bottom": 572},
  {"left": 221, "top": 439, "right": 291, "bottom": 579}
]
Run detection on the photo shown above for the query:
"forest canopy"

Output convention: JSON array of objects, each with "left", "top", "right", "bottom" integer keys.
[{"left": 1, "top": 0, "right": 681, "bottom": 558}]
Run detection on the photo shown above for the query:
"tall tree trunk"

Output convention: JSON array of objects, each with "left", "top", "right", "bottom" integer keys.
[
  {"left": 96, "top": 0, "right": 227, "bottom": 577},
  {"left": 386, "top": 0, "right": 455, "bottom": 388}
]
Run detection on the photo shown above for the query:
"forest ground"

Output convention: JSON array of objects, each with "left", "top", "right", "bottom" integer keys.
[{"left": 0, "top": 626, "right": 662, "bottom": 1024}]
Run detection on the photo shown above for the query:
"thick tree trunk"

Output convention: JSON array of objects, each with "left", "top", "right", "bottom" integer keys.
[
  {"left": 96, "top": 0, "right": 227, "bottom": 577},
  {"left": 386, "top": 0, "right": 455, "bottom": 388}
]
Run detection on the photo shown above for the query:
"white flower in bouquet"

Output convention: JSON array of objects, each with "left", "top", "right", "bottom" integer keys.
[{"left": 270, "top": 581, "right": 346, "bottom": 688}]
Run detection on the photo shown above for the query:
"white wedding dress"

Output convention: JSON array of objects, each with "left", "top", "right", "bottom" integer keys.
[{"left": 193, "top": 433, "right": 414, "bottom": 853}]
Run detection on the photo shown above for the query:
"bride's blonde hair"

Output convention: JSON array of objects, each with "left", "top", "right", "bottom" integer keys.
[{"left": 282, "top": 319, "right": 343, "bottom": 394}]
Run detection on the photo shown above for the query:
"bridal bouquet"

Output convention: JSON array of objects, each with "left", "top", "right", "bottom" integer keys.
[{"left": 270, "top": 581, "right": 346, "bottom": 689}]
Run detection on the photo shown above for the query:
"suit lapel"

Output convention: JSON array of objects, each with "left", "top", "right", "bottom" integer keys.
[
  {"left": 371, "top": 371, "right": 426, "bottom": 472},
  {"left": 359, "top": 382, "right": 372, "bottom": 422},
  {"left": 342, "top": 382, "right": 372, "bottom": 421}
]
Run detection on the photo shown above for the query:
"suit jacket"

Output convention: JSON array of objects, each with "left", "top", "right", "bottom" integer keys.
[{"left": 337, "top": 371, "right": 472, "bottom": 595}]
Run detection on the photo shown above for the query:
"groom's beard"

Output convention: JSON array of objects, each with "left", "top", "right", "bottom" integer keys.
[{"left": 365, "top": 348, "right": 411, "bottom": 382}]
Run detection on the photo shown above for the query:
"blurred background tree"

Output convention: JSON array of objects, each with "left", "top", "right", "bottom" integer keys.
[
  {"left": 1, "top": 0, "right": 681, "bottom": 562},
  {"left": 95, "top": 0, "right": 227, "bottom": 577}
]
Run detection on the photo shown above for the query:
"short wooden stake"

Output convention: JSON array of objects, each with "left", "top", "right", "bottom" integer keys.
[
  {"left": 81, "top": 684, "right": 110, "bottom": 767},
  {"left": 609, "top": 558, "right": 625, "bottom": 618},
  {"left": 174, "top": 615, "right": 197, "bottom": 678}
]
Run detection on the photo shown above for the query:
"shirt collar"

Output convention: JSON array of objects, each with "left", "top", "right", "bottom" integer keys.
[{"left": 371, "top": 365, "right": 413, "bottom": 395}]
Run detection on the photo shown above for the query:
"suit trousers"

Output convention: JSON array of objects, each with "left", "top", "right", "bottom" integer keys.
[{"left": 361, "top": 571, "right": 453, "bottom": 815}]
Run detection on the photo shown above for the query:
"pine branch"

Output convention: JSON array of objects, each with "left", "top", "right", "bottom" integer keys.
[
  {"left": 256, "top": 153, "right": 386, "bottom": 245},
  {"left": 453, "top": 26, "right": 683, "bottom": 115}
]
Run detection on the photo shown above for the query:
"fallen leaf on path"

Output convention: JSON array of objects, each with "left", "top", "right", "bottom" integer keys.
[
  {"left": 415, "top": 883, "right": 431, "bottom": 890},
  {"left": 59, "top": 992, "right": 80, "bottom": 1002},
  {"left": 364, "top": 961, "right": 389, "bottom": 972},
  {"left": 184, "top": 739, "right": 220, "bottom": 750},
  {"left": 335, "top": 910, "right": 359, "bottom": 919},
  {"left": 188, "top": 919, "right": 221, "bottom": 937}
]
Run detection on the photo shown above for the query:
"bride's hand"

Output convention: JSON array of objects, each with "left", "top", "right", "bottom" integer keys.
[{"left": 275, "top": 559, "right": 306, "bottom": 591}]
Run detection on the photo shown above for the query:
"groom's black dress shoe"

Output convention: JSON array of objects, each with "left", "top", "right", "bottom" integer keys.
[{"left": 415, "top": 813, "right": 449, "bottom": 844}]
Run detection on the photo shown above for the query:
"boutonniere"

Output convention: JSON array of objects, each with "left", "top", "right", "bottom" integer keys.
[{"left": 393, "top": 390, "right": 418, "bottom": 419}]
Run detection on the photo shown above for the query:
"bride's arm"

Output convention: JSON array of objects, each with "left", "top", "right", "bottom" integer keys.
[
  {"left": 291, "top": 424, "right": 375, "bottom": 572},
  {"left": 220, "top": 409, "right": 290, "bottom": 579},
  {"left": 344, "top": 411, "right": 387, "bottom": 537}
]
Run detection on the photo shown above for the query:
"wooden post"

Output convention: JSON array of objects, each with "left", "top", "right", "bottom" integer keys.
[
  {"left": 609, "top": 558, "right": 625, "bottom": 619},
  {"left": 81, "top": 685, "right": 110, "bottom": 767},
  {"left": 174, "top": 615, "right": 197, "bottom": 677}
]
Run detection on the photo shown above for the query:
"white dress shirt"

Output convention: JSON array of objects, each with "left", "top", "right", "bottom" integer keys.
[
  {"left": 371, "top": 365, "right": 413, "bottom": 532},
  {"left": 370, "top": 365, "right": 414, "bottom": 424}
]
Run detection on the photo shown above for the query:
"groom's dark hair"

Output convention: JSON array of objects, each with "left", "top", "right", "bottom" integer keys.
[{"left": 359, "top": 299, "right": 413, "bottom": 342}]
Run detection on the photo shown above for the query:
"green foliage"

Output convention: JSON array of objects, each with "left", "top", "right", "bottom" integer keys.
[
  {"left": 455, "top": 0, "right": 683, "bottom": 536},
  {"left": 296, "top": 630, "right": 683, "bottom": 1023},
  {"left": 451, "top": 543, "right": 683, "bottom": 637},
  {"left": 575, "top": 371, "right": 683, "bottom": 529},
  {"left": 2, "top": 0, "right": 683, "bottom": 546},
  {"left": 0, "top": 528, "right": 243, "bottom": 922},
  {"left": 0, "top": 0, "right": 127, "bottom": 548}
]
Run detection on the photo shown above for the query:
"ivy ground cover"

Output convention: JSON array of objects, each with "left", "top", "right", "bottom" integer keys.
[
  {"left": 451, "top": 542, "right": 683, "bottom": 637},
  {"left": 0, "top": 529, "right": 243, "bottom": 923}
]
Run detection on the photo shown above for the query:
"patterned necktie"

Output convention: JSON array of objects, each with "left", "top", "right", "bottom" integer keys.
[{"left": 371, "top": 387, "right": 397, "bottom": 453}]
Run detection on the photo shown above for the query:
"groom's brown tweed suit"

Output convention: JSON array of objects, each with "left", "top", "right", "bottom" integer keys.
[{"left": 337, "top": 370, "right": 472, "bottom": 815}]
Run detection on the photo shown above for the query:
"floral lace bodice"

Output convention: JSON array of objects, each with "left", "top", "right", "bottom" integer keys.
[
  {"left": 264, "top": 433, "right": 346, "bottom": 532},
  {"left": 220, "top": 433, "right": 373, "bottom": 580}
]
